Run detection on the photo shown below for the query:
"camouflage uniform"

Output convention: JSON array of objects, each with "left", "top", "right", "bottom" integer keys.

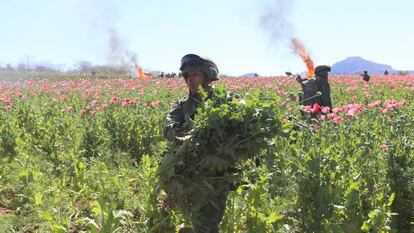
[
  {"left": 361, "top": 71, "right": 370, "bottom": 82},
  {"left": 300, "top": 65, "right": 333, "bottom": 110},
  {"left": 163, "top": 54, "right": 228, "bottom": 233},
  {"left": 315, "top": 75, "right": 332, "bottom": 110},
  {"left": 164, "top": 92, "right": 204, "bottom": 141}
]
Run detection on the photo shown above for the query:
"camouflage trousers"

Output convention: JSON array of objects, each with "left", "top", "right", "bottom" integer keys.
[
  {"left": 193, "top": 188, "right": 229, "bottom": 233},
  {"left": 179, "top": 185, "right": 230, "bottom": 233}
]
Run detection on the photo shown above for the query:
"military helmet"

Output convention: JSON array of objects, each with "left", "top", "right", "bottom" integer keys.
[
  {"left": 180, "top": 54, "right": 219, "bottom": 81},
  {"left": 314, "top": 65, "right": 331, "bottom": 75}
]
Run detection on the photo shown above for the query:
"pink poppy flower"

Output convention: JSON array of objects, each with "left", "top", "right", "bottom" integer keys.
[
  {"left": 352, "top": 96, "right": 358, "bottom": 102},
  {"left": 301, "top": 105, "right": 312, "bottom": 113},
  {"left": 321, "top": 106, "right": 331, "bottom": 114},
  {"left": 332, "top": 115, "right": 343, "bottom": 124},
  {"left": 150, "top": 100, "right": 161, "bottom": 107},
  {"left": 318, "top": 115, "right": 326, "bottom": 121},
  {"left": 311, "top": 103, "right": 321, "bottom": 114},
  {"left": 1, "top": 96, "right": 12, "bottom": 103}
]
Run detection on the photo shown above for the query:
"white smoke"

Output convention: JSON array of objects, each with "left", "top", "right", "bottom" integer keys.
[
  {"left": 260, "top": 0, "right": 294, "bottom": 43},
  {"left": 107, "top": 28, "right": 138, "bottom": 67},
  {"left": 260, "top": 0, "right": 315, "bottom": 74},
  {"left": 74, "top": 0, "right": 139, "bottom": 70}
]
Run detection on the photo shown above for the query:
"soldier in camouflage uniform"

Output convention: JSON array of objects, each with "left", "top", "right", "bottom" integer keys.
[
  {"left": 361, "top": 70, "right": 370, "bottom": 82},
  {"left": 164, "top": 54, "right": 228, "bottom": 233},
  {"left": 298, "top": 65, "right": 333, "bottom": 112},
  {"left": 314, "top": 65, "right": 333, "bottom": 110}
]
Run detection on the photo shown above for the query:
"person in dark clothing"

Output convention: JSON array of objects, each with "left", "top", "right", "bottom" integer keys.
[
  {"left": 163, "top": 54, "right": 228, "bottom": 233},
  {"left": 314, "top": 65, "right": 333, "bottom": 110},
  {"left": 297, "top": 65, "right": 333, "bottom": 114},
  {"left": 384, "top": 70, "right": 389, "bottom": 75},
  {"left": 361, "top": 70, "right": 370, "bottom": 82}
]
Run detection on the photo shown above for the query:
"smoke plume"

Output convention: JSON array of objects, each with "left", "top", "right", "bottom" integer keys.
[
  {"left": 107, "top": 28, "right": 138, "bottom": 67},
  {"left": 260, "top": 0, "right": 293, "bottom": 43},
  {"left": 75, "top": 0, "right": 139, "bottom": 69},
  {"left": 260, "top": 0, "right": 315, "bottom": 76}
]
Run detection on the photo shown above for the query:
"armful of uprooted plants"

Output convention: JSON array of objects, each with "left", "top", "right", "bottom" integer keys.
[{"left": 156, "top": 84, "right": 306, "bottom": 211}]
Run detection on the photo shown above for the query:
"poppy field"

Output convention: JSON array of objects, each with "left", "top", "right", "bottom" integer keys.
[{"left": 0, "top": 75, "right": 413, "bottom": 232}]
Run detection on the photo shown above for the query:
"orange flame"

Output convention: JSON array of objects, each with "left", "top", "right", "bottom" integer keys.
[
  {"left": 291, "top": 38, "right": 314, "bottom": 77},
  {"left": 136, "top": 64, "right": 147, "bottom": 79}
]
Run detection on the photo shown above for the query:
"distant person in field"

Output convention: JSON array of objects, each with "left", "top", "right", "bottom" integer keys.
[
  {"left": 163, "top": 54, "right": 229, "bottom": 233},
  {"left": 297, "top": 65, "right": 333, "bottom": 115},
  {"left": 361, "top": 70, "right": 370, "bottom": 82},
  {"left": 384, "top": 70, "right": 389, "bottom": 75}
]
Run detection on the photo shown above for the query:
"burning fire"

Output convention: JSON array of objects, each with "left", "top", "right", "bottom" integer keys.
[
  {"left": 291, "top": 38, "right": 315, "bottom": 77},
  {"left": 136, "top": 64, "right": 147, "bottom": 79}
]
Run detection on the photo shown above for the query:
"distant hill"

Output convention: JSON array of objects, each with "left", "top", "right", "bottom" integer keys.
[
  {"left": 330, "top": 56, "right": 414, "bottom": 75},
  {"left": 331, "top": 56, "right": 396, "bottom": 74},
  {"left": 239, "top": 72, "right": 260, "bottom": 78}
]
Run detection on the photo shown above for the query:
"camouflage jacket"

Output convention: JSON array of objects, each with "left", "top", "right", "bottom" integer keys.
[
  {"left": 163, "top": 92, "right": 205, "bottom": 142},
  {"left": 301, "top": 76, "right": 332, "bottom": 109},
  {"left": 361, "top": 73, "right": 371, "bottom": 82},
  {"left": 316, "top": 76, "right": 332, "bottom": 109}
]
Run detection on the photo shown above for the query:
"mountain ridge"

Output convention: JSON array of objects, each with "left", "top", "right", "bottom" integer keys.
[{"left": 330, "top": 56, "right": 413, "bottom": 75}]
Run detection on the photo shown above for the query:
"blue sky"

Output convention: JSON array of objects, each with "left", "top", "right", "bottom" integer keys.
[{"left": 0, "top": 0, "right": 413, "bottom": 75}]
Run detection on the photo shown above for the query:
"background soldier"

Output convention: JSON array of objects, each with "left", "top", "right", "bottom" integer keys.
[
  {"left": 361, "top": 70, "right": 370, "bottom": 82},
  {"left": 164, "top": 54, "right": 228, "bottom": 233}
]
